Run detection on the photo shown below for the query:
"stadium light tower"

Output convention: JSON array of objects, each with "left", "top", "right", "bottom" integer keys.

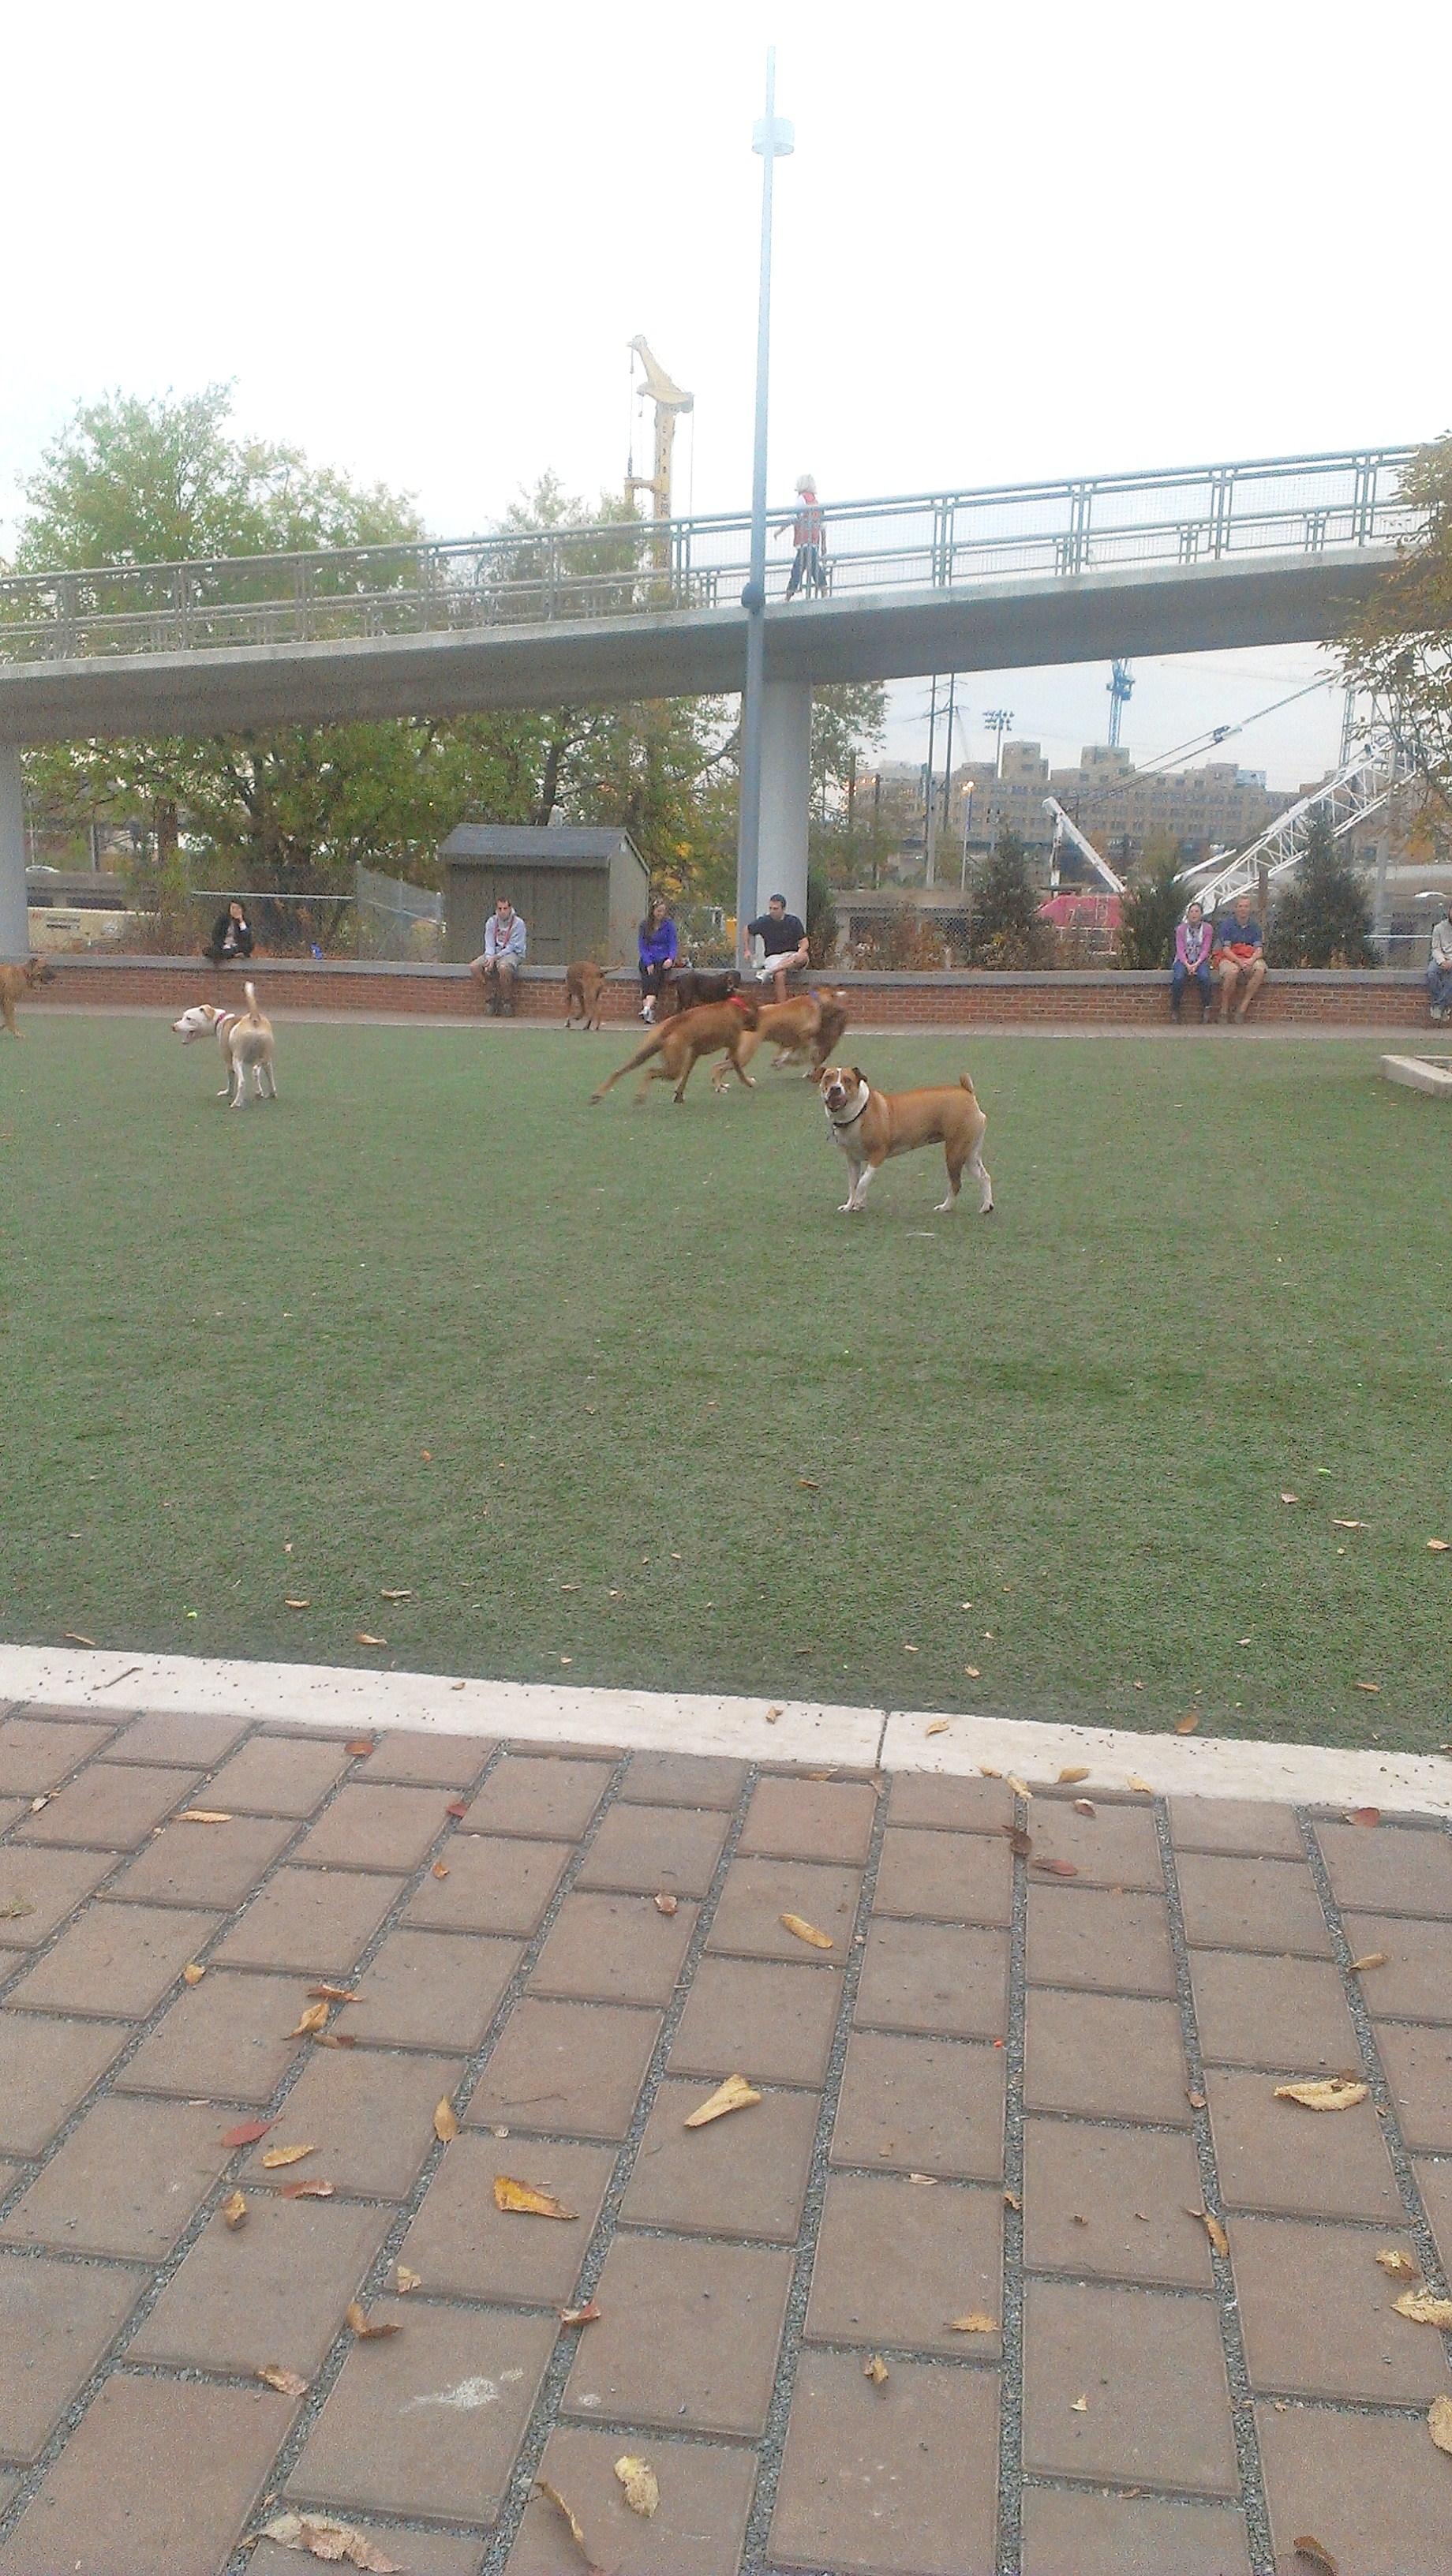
[{"left": 983, "top": 709, "right": 1014, "bottom": 777}]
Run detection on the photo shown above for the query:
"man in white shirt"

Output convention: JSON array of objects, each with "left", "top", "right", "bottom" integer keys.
[
  {"left": 1428, "top": 898, "right": 1452, "bottom": 1024},
  {"left": 470, "top": 897, "right": 528, "bottom": 1016}
]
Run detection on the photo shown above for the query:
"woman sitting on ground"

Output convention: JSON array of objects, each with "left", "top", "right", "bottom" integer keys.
[
  {"left": 1170, "top": 900, "right": 1213, "bottom": 1022},
  {"left": 638, "top": 895, "right": 678, "bottom": 1021},
  {"left": 204, "top": 899, "right": 254, "bottom": 964}
]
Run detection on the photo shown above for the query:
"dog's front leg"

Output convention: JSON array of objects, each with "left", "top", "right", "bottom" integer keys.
[{"left": 838, "top": 1155, "right": 868, "bottom": 1212}]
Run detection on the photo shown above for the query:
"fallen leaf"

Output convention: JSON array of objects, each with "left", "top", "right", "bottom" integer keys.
[
  {"left": 355, "top": 1632, "right": 388, "bottom": 1648},
  {"left": 1004, "top": 2188, "right": 1020, "bottom": 2211},
  {"left": 1032, "top": 1857, "right": 1079, "bottom": 1878},
  {"left": 261, "top": 2143, "right": 317, "bottom": 2168},
  {"left": 1428, "top": 1538, "right": 1450, "bottom": 1554},
  {"left": 178, "top": 1810, "right": 233, "bottom": 1824},
  {"left": 614, "top": 2454, "right": 661, "bottom": 2516},
  {"left": 863, "top": 2354, "right": 889, "bottom": 2387},
  {"left": 654, "top": 1892, "right": 679, "bottom": 1915},
  {"left": 432, "top": 1860, "right": 450, "bottom": 1879},
  {"left": 395, "top": 2263, "right": 421, "bottom": 2294},
  {"left": 979, "top": 1764, "right": 1002, "bottom": 1779},
  {"left": 344, "top": 1738, "right": 375, "bottom": 1756},
  {"left": 316, "top": 2034, "right": 357, "bottom": 2050},
  {"left": 1351, "top": 1953, "right": 1388, "bottom": 1972},
  {"left": 1007, "top": 1827, "right": 1034, "bottom": 1858},
  {"left": 1175, "top": 1712, "right": 1200, "bottom": 1735},
  {"left": 1394, "top": 2286, "right": 1452, "bottom": 2328},
  {"left": 1273, "top": 2078, "right": 1368, "bottom": 2112},
  {"left": 346, "top": 2301, "right": 401, "bottom": 2340},
  {"left": 287, "top": 2001, "right": 331, "bottom": 2038},
  {"left": 1186, "top": 2089, "right": 1207, "bottom": 2111},
  {"left": 926, "top": 1720, "right": 951, "bottom": 1737},
  {"left": 1332, "top": 1519, "right": 1368, "bottom": 1531},
  {"left": 1346, "top": 1806, "right": 1381, "bottom": 1826},
  {"left": 284, "top": 1597, "right": 312, "bottom": 1609},
  {"left": 684, "top": 2074, "right": 762, "bottom": 2128},
  {"left": 445, "top": 1799, "right": 468, "bottom": 1819},
  {"left": 1070, "top": 2394, "right": 1088, "bottom": 2412},
  {"left": 1376, "top": 2248, "right": 1418, "bottom": 2279},
  {"left": 1006, "top": 1773, "right": 1031, "bottom": 1799},
  {"left": 1188, "top": 2205, "right": 1229, "bottom": 2259},
  {"left": 1280, "top": 1491, "right": 1300, "bottom": 1506},
  {"left": 1125, "top": 1774, "right": 1154, "bottom": 1795},
  {"left": 1355, "top": 1680, "right": 1381, "bottom": 1694},
  {"left": 182, "top": 1963, "right": 206, "bottom": 1985},
  {"left": 1429, "top": 2392, "right": 1452, "bottom": 2455},
  {"left": 780, "top": 1912, "right": 833, "bottom": 1949},
  {"left": 1293, "top": 2540, "right": 1339, "bottom": 2576},
  {"left": 908, "top": 2172, "right": 939, "bottom": 2186},
  {"left": 307, "top": 1984, "right": 360, "bottom": 2003},
  {"left": 494, "top": 2175, "right": 578, "bottom": 2219},
  {"left": 434, "top": 2099, "right": 459, "bottom": 2144},
  {"left": 534, "top": 2478, "right": 600, "bottom": 2569},
  {"left": 257, "top": 2363, "right": 309, "bottom": 2397},
  {"left": 559, "top": 2299, "right": 601, "bottom": 2327},
  {"left": 222, "top": 2119, "right": 272, "bottom": 2150},
  {"left": 380, "top": 1589, "right": 414, "bottom": 1601},
  {"left": 0, "top": 1896, "right": 36, "bottom": 1921},
  {"left": 797, "top": 1477, "right": 819, "bottom": 1490},
  {"left": 964, "top": 1664, "right": 982, "bottom": 1679},
  {"left": 222, "top": 2190, "right": 248, "bottom": 2230},
  {"left": 1057, "top": 1766, "right": 1090, "bottom": 1784},
  {"left": 949, "top": 2312, "right": 998, "bottom": 2334},
  {"left": 29, "top": 1796, "right": 48, "bottom": 1812},
  {"left": 260, "top": 2513, "right": 402, "bottom": 2570},
  {"left": 1072, "top": 1798, "right": 1097, "bottom": 1817},
  {"left": 764, "top": 1705, "right": 783, "bottom": 1724},
  {"left": 62, "top": 1632, "right": 97, "bottom": 1647},
  {"left": 280, "top": 2178, "right": 337, "bottom": 2198}
]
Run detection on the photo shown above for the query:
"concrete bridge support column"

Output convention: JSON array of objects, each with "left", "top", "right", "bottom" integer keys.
[
  {"left": 0, "top": 748, "right": 27, "bottom": 963},
  {"left": 755, "top": 681, "right": 811, "bottom": 930}
]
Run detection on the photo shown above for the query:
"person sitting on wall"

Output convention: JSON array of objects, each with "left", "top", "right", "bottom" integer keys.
[
  {"left": 1212, "top": 893, "right": 1267, "bottom": 1024},
  {"left": 1427, "top": 897, "right": 1452, "bottom": 1025},
  {"left": 204, "top": 899, "right": 253, "bottom": 964},
  {"left": 1170, "top": 900, "right": 1214, "bottom": 1023},
  {"left": 746, "top": 893, "right": 810, "bottom": 1002},
  {"left": 470, "top": 895, "right": 527, "bottom": 1016},
  {"left": 638, "top": 894, "right": 679, "bottom": 1023}
]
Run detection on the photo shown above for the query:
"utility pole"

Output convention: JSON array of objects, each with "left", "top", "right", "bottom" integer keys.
[
  {"left": 941, "top": 672, "right": 956, "bottom": 878},
  {"left": 734, "top": 51, "right": 794, "bottom": 964},
  {"left": 924, "top": 675, "right": 939, "bottom": 887}
]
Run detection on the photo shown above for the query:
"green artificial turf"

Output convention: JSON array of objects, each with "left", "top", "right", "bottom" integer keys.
[{"left": 2, "top": 1015, "right": 1448, "bottom": 1753}]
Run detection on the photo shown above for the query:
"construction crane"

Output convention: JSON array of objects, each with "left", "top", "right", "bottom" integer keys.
[
  {"left": 1107, "top": 659, "right": 1134, "bottom": 749},
  {"left": 1042, "top": 797, "right": 1128, "bottom": 897},
  {"left": 1177, "top": 724, "right": 1413, "bottom": 915},
  {"left": 626, "top": 338, "right": 693, "bottom": 546}
]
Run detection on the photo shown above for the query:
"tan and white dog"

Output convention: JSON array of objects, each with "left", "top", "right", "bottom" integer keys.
[
  {"left": 818, "top": 1063, "right": 994, "bottom": 1215},
  {"left": 171, "top": 983, "right": 278, "bottom": 1106}
]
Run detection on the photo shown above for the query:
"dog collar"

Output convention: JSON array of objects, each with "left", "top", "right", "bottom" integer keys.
[
  {"left": 827, "top": 1084, "right": 870, "bottom": 1129},
  {"left": 726, "top": 991, "right": 753, "bottom": 1012}
]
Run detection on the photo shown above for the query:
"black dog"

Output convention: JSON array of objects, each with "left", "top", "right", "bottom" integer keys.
[{"left": 659, "top": 966, "right": 740, "bottom": 1017}]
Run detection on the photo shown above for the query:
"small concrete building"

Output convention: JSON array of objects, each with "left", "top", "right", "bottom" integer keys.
[{"left": 440, "top": 825, "right": 649, "bottom": 968}]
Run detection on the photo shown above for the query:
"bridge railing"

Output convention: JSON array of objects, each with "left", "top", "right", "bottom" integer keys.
[{"left": 0, "top": 447, "right": 1419, "bottom": 665}]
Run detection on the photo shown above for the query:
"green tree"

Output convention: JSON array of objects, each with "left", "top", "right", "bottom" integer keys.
[
  {"left": 1338, "top": 435, "right": 1452, "bottom": 827},
  {"left": 1117, "top": 833, "right": 1189, "bottom": 969},
  {"left": 1266, "top": 811, "right": 1375, "bottom": 965},
  {"left": 967, "top": 829, "right": 1051, "bottom": 966}
]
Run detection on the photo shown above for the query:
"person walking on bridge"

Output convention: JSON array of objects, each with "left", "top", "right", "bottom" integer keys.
[{"left": 779, "top": 475, "right": 828, "bottom": 600}]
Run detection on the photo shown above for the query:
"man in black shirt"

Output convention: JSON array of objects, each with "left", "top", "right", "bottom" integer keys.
[{"left": 746, "top": 892, "right": 810, "bottom": 1002}]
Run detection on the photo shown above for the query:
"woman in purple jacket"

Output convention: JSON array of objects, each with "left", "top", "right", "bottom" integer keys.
[
  {"left": 638, "top": 896, "right": 679, "bottom": 1021},
  {"left": 1171, "top": 900, "right": 1214, "bottom": 1022}
]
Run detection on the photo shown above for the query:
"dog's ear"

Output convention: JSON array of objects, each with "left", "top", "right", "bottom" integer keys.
[{"left": 851, "top": 1065, "right": 866, "bottom": 1088}]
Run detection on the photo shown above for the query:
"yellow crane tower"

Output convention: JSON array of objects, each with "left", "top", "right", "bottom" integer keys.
[{"left": 626, "top": 337, "right": 693, "bottom": 563}]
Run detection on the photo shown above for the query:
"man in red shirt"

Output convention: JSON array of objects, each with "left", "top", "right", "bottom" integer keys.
[
  {"left": 779, "top": 476, "right": 828, "bottom": 600},
  {"left": 1212, "top": 894, "right": 1267, "bottom": 1023}
]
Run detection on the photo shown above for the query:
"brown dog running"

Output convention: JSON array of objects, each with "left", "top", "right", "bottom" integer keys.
[
  {"left": 0, "top": 957, "right": 53, "bottom": 1035},
  {"left": 818, "top": 1063, "right": 994, "bottom": 1215},
  {"left": 657, "top": 966, "right": 741, "bottom": 1017},
  {"left": 564, "top": 961, "right": 608, "bottom": 1029},
  {"left": 591, "top": 994, "right": 762, "bottom": 1105},
  {"left": 737, "top": 987, "right": 849, "bottom": 1078}
]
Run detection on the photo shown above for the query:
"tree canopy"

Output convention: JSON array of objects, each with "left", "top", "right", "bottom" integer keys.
[
  {"left": 966, "top": 829, "right": 1052, "bottom": 966},
  {"left": 1338, "top": 436, "right": 1452, "bottom": 828},
  {"left": 1266, "top": 811, "right": 1375, "bottom": 966}
]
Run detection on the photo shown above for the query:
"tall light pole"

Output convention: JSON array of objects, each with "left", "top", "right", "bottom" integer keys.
[{"left": 735, "top": 49, "right": 794, "bottom": 963}]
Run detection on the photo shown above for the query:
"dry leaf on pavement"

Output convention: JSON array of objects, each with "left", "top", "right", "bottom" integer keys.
[
  {"left": 684, "top": 2074, "right": 762, "bottom": 2128},
  {"left": 0, "top": 1896, "right": 36, "bottom": 1922},
  {"left": 1125, "top": 1774, "right": 1154, "bottom": 1795},
  {"left": 307, "top": 1984, "right": 360, "bottom": 2003},
  {"left": 494, "top": 2175, "right": 578, "bottom": 2219},
  {"left": 1072, "top": 1798, "right": 1097, "bottom": 1817},
  {"left": 1032, "top": 1858, "right": 1079, "bottom": 1877},
  {"left": 1429, "top": 2393, "right": 1452, "bottom": 2455},
  {"left": 1375, "top": 2248, "right": 1418, "bottom": 2279},
  {"left": 1345, "top": 1806, "right": 1380, "bottom": 1826},
  {"left": 444, "top": 1799, "right": 468, "bottom": 1819},
  {"left": 1350, "top": 1953, "right": 1387, "bottom": 1972},
  {"left": 261, "top": 2143, "right": 317, "bottom": 2168},
  {"left": 780, "top": 1912, "right": 833, "bottom": 1949},
  {"left": 182, "top": 1963, "right": 206, "bottom": 1985},
  {"left": 287, "top": 2001, "right": 331, "bottom": 2038},
  {"left": 178, "top": 1810, "right": 233, "bottom": 1825},
  {"left": 222, "top": 2119, "right": 272, "bottom": 2150},
  {"left": 1394, "top": 2286, "right": 1452, "bottom": 2328},
  {"left": 653, "top": 1892, "right": 679, "bottom": 1915},
  {"left": 1057, "top": 1766, "right": 1091, "bottom": 1784},
  {"left": 534, "top": 2478, "right": 601, "bottom": 2570},
  {"left": 344, "top": 1738, "right": 375, "bottom": 1755},
  {"left": 281, "top": 2179, "right": 336, "bottom": 2200},
  {"left": 1273, "top": 2078, "right": 1368, "bottom": 2112},
  {"left": 1003, "top": 2188, "right": 1020, "bottom": 2211},
  {"left": 434, "top": 2099, "right": 460, "bottom": 2144},
  {"left": 1007, "top": 1827, "right": 1034, "bottom": 1859},
  {"left": 925, "top": 1720, "right": 951, "bottom": 1737},
  {"left": 863, "top": 2354, "right": 889, "bottom": 2388},
  {"left": 395, "top": 2265, "right": 421, "bottom": 2294},
  {"left": 1006, "top": 1774, "right": 1031, "bottom": 1799},
  {"left": 346, "top": 2301, "right": 401, "bottom": 2340},
  {"left": 949, "top": 2312, "right": 997, "bottom": 2334},
  {"left": 431, "top": 1861, "right": 450, "bottom": 1879},
  {"left": 260, "top": 2512, "right": 402, "bottom": 2570},
  {"left": 1293, "top": 2540, "right": 1338, "bottom": 2575},
  {"left": 614, "top": 2454, "right": 661, "bottom": 2517},
  {"left": 257, "top": 2363, "right": 309, "bottom": 2397},
  {"left": 222, "top": 2191, "right": 248, "bottom": 2230},
  {"left": 559, "top": 2299, "right": 601, "bottom": 2326},
  {"left": 1188, "top": 2205, "right": 1229, "bottom": 2259},
  {"left": 1070, "top": 2394, "right": 1088, "bottom": 2412}
]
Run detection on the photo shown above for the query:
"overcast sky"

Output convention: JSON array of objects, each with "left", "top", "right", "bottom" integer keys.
[{"left": 4, "top": 0, "right": 1446, "bottom": 791}]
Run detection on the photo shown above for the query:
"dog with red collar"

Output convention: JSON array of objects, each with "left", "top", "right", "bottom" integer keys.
[
  {"left": 591, "top": 993, "right": 762, "bottom": 1105},
  {"left": 171, "top": 983, "right": 278, "bottom": 1108},
  {"left": 819, "top": 1063, "right": 994, "bottom": 1215}
]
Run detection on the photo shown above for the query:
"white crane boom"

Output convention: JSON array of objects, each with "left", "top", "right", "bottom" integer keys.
[{"left": 1042, "top": 798, "right": 1128, "bottom": 897}]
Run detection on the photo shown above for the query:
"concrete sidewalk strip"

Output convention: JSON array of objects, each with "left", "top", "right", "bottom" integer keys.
[{"left": 0, "top": 1698, "right": 1448, "bottom": 2573}]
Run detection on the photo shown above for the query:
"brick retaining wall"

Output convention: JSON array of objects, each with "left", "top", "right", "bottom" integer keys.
[{"left": 23, "top": 953, "right": 1436, "bottom": 1029}]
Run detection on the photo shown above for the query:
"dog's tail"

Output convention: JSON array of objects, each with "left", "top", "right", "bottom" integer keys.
[
  {"left": 959, "top": 1073, "right": 978, "bottom": 1099},
  {"left": 590, "top": 1024, "right": 667, "bottom": 1100},
  {"left": 241, "top": 981, "right": 263, "bottom": 1025}
]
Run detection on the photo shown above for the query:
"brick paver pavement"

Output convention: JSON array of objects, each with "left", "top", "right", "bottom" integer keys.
[{"left": 0, "top": 1704, "right": 1448, "bottom": 2574}]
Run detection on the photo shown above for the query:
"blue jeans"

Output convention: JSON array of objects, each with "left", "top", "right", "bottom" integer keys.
[
  {"left": 1427, "top": 960, "right": 1452, "bottom": 1013},
  {"left": 1171, "top": 961, "right": 1213, "bottom": 1015}
]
